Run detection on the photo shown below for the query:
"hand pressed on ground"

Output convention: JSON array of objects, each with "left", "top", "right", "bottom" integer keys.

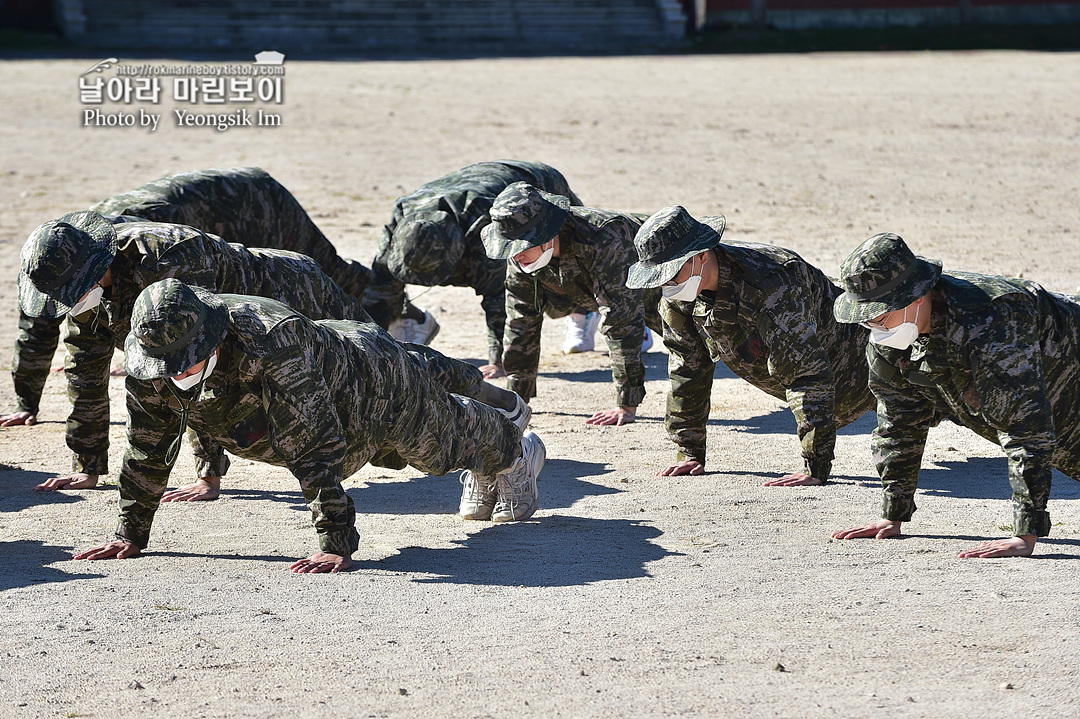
[
  {"left": 657, "top": 460, "right": 704, "bottom": 477},
  {"left": 479, "top": 363, "right": 506, "bottom": 379},
  {"left": 73, "top": 540, "right": 141, "bottom": 560},
  {"left": 161, "top": 477, "right": 222, "bottom": 502},
  {"left": 764, "top": 471, "right": 823, "bottom": 487},
  {"left": 958, "top": 535, "right": 1036, "bottom": 559},
  {"left": 35, "top": 473, "right": 99, "bottom": 491},
  {"left": 289, "top": 552, "right": 352, "bottom": 573},
  {"left": 831, "top": 519, "right": 902, "bottom": 540},
  {"left": 585, "top": 406, "right": 636, "bottom": 426},
  {"left": 0, "top": 411, "right": 37, "bottom": 427}
]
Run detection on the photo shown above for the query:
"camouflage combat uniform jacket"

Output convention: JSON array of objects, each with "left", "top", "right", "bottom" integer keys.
[
  {"left": 12, "top": 166, "right": 370, "bottom": 418},
  {"left": 89, "top": 166, "right": 371, "bottom": 297},
  {"left": 503, "top": 207, "right": 661, "bottom": 407},
  {"left": 28, "top": 220, "right": 371, "bottom": 477},
  {"left": 368, "top": 160, "right": 581, "bottom": 365},
  {"left": 867, "top": 271, "right": 1080, "bottom": 537},
  {"left": 662, "top": 240, "right": 874, "bottom": 480},
  {"left": 118, "top": 296, "right": 520, "bottom": 556}
]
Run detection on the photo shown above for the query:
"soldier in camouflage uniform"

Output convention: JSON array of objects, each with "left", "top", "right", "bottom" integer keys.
[
  {"left": 91, "top": 166, "right": 373, "bottom": 298},
  {"left": 626, "top": 206, "right": 875, "bottom": 485},
  {"left": 73, "top": 280, "right": 547, "bottom": 572},
  {"left": 15, "top": 211, "right": 524, "bottom": 503},
  {"left": 4, "top": 166, "right": 433, "bottom": 431},
  {"left": 830, "top": 233, "right": 1080, "bottom": 558},
  {"left": 482, "top": 182, "right": 661, "bottom": 426},
  {"left": 368, "top": 160, "right": 582, "bottom": 376}
]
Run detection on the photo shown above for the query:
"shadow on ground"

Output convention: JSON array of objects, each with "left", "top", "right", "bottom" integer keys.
[
  {"left": 1031, "top": 537, "right": 1080, "bottom": 559},
  {"left": 704, "top": 406, "right": 878, "bottom": 437},
  {"left": 217, "top": 487, "right": 308, "bottom": 512},
  {"left": 343, "top": 457, "right": 619, "bottom": 515},
  {"left": 362, "top": 515, "right": 678, "bottom": 586},
  {"left": 913, "top": 533, "right": 1080, "bottom": 560},
  {"left": 150, "top": 550, "right": 297, "bottom": 564},
  {"left": 915, "top": 460, "right": 1080, "bottom": 501},
  {"left": 0, "top": 540, "right": 104, "bottom": 591},
  {"left": 0, "top": 467, "right": 88, "bottom": 513},
  {"left": 710, "top": 468, "right": 871, "bottom": 484},
  {"left": 543, "top": 350, "right": 677, "bottom": 384}
]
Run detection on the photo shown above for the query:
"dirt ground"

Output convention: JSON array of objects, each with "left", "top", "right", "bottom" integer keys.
[{"left": 1, "top": 50, "right": 1079, "bottom": 718}]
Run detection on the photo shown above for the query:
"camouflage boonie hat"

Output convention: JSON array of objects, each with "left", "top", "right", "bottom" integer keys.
[
  {"left": 124, "top": 279, "right": 229, "bottom": 380},
  {"left": 625, "top": 206, "right": 726, "bottom": 289},
  {"left": 18, "top": 210, "right": 117, "bottom": 318},
  {"left": 386, "top": 210, "right": 465, "bottom": 286},
  {"left": 833, "top": 233, "right": 943, "bottom": 323},
  {"left": 481, "top": 182, "right": 571, "bottom": 260}
]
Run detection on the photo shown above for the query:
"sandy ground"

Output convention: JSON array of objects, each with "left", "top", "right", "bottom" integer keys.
[{"left": 1, "top": 50, "right": 1080, "bottom": 718}]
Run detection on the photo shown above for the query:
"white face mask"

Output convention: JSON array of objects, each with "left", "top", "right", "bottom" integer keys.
[
  {"left": 518, "top": 243, "right": 554, "bottom": 274},
  {"left": 171, "top": 352, "right": 217, "bottom": 391},
  {"left": 663, "top": 256, "right": 703, "bottom": 302},
  {"left": 867, "top": 305, "right": 921, "bottom": 350},
  {"left": 69, "top": 285, "right": 104, "bottom": 317}
]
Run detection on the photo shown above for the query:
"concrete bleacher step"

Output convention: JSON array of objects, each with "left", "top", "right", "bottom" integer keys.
[{"left": 58, "top": 0, "right": 686, "bottom": 52}]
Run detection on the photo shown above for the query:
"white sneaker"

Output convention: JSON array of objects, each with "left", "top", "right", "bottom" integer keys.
[
  {"left": 458, "top": 470, "right": 496, "bottom": 521},
  {"left": 492, "top": 431, "right": 545, "bottom": 523},
  {"left": 563, "top": 312, "right": 600, "bottom": 354},
  {"left": 388, "top": 308, "right": 440, "bottom": 345},
  {"left": 641, "top": 327, "right": 654, "bottom": 353},
  {"left": 499, "top": 393, "right": 531, "bottom": 432}
]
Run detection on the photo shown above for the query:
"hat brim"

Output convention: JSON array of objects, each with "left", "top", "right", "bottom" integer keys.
[
  {"left": 19, "top": 211, "right": 117, "bottom": 319},
  {"left": 625, "top": 215, "right": 726, "bottom": 289},
  {"left": 124, "top": 286, "right": 230, "bottom": 380},
  {"left": 481, "top": 194, "right": 571, "bottom": 260},
  {"left": 833, "top": 257, "right": 942, "bottom": 323}
]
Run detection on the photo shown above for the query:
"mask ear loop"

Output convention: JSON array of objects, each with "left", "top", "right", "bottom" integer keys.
[
  {"left": 898, "top": 300, "right": 921, "bottom": 330},
  {"left": 687, "top": 253, "right": 705, "bottom": 285},
  {"left": 88, "top": 305, "right": 102, "bottom": 335},
  {"left": 88, "top": 283, "right": 107, "bottom": 334},
  {"left": 162, "top": 359, "right": 209, "bottom": 467}
]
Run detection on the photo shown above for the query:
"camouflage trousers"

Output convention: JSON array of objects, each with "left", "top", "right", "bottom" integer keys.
[
  {"left": 12, "top": 310, "right": 61, "bottom": 414},
  {"left": 368, "top": 340, "right": 490, "bottom": 471},
  {"left": 322, "top": 320, "right": 522, "bottom": 483}
]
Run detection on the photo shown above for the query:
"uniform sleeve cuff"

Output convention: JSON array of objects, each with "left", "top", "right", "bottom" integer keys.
[
  {"left": 509, "top": 376, "right": 537, "bottom": 402},
  {"left": 882, "top": 494, "right": 916, "bottom": 523},
  {"left": 617, "top": 386, "right": 646, "bottom": 409},
  {"left": 319, "top": 528, "right": 360, "bottom": 557},
  {"left": 74, "top": 452, "right": 109, "bottom": 476},
  {"left": 116, "top": 524, "right": 149, "bottom": 550},
  {"left": 15, "top": 399, "right": 39, "bottom": 414},
  {"left": 1015, "top": 509, "right": 1051, "bottom": 537},
  {"left": 805, "top": 459, "right": 832, "bottom": 483},
  {"left": 676, "top": 448, "right": 706, "bottom": 465},
  {"left": 195, "top": 454, "right": 231, "bottom": 479}
]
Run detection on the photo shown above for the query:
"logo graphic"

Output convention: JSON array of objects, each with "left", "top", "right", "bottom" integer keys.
[
  {"left": 81, "top": 58, "right": 120, "bottom": 76},
  {"left": 254, "top": 51, "right": 285, "bottom": 65},
  {"left": 77, "top": 52, "right": 286, "bottom": 133}
]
